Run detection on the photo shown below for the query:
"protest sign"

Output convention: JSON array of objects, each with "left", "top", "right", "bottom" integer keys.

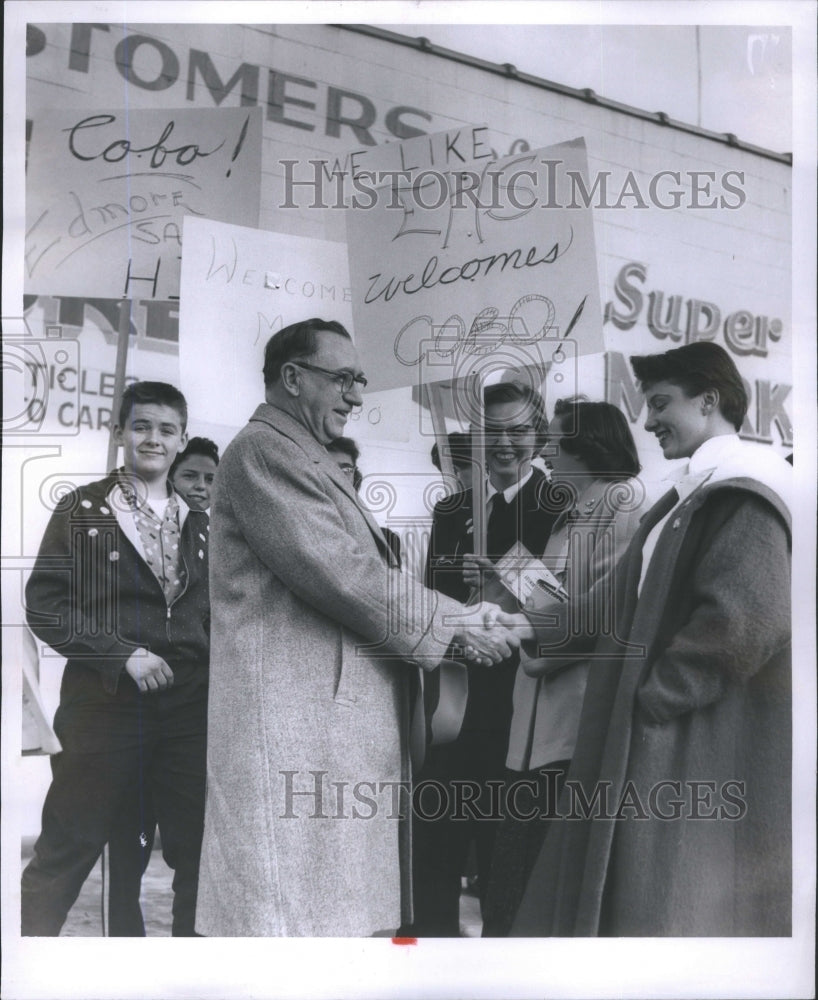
[
  {"left": 346, "top": 135, "right": 604, "bottom": 394},
  {"left": 24, "top": 106, "right": 262, "bottom": 300},
  {"left": 178, "top": 217, "right": 354, "bottom": 431}
]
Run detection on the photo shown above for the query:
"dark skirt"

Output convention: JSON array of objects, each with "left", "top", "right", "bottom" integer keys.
[{"left": 481, "top": 762, "right": 568, "bottom": 937}]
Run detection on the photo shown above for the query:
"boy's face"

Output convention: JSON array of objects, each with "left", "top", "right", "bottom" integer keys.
[
  {"left": 327, "top": 448, "right": 357, "bottom": 480},
  {"left": 114, "top": 403, "right": 188, "bottom": 483},
  {"left": 171, "top": 454, "right": 218, "bottom": 511}
]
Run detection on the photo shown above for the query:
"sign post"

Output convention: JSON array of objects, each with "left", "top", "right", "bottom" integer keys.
[{"left": 106, "top": 298, "right": 132, "bottom": 471}]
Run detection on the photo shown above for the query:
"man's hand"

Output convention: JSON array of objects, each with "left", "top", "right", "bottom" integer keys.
[
  {"left": 485, "top": 608, "right": 536, "bottom": 643},
  {"left": 453, "top": 602, "right": 521, "bottom": 667},
  {"left": 462, "top": 554, "right": 497, "bottom": 592},
  {"left": 125, "top": 648, "right": 175, "bottom": 692}
]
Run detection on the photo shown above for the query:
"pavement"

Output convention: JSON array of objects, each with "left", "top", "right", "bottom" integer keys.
[
  {"left": 21, "top": 845, "right": 482, "bottom": 937},
  {"left": 21, "top": 842, "right": 173, "bottom": 937}
]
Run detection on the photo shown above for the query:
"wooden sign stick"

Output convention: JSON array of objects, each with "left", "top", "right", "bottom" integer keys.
[
  {"left": 469, "top": 372, "right": 487, "bottom": 559},
  {"left": 105, "top": 298, "right": 132, "bottom": 473},
  {"left": 425, "top": 381, "right": 455, "bottom": 488}
]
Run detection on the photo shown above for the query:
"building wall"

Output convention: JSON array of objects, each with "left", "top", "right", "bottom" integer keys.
[
  {"left": 23, "top": 21, "right": 792, "bottom": 465},
  {"left": 15, "top": 24, "right": 794, "bottom": 832}
]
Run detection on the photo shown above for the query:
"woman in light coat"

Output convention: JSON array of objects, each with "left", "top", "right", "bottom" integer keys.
[{"left": 482, "top": 398, "right": 649, "bottom": 936}]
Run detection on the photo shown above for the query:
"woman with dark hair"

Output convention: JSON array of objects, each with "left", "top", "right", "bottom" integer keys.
[
  {"left": 482, "top": 398, "right": 649, "bottom": 936},
  {"left": 549, "top": 397, "right": 641, "bottom": 479},
  {"left": 498, "top": 342, "right": 792, "bottom": 937}
]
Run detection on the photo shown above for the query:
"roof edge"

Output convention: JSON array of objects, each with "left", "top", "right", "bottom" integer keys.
[{"left": 335, "top": 23, "right": 792, "bottom": 166}]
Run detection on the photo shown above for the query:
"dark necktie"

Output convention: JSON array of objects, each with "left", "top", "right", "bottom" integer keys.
[{"left": 487, "top": 491, "right": 510, "bottom": 556}]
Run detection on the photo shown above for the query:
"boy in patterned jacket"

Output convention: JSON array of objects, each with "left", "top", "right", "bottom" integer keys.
[{"left": 22, "top": 381, "right": 210, "bottom": 936}]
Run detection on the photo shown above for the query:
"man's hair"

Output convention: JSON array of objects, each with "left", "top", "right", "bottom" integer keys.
[
  {"left": 483, "top": 381, "right": 548, "bottom": 449},
  {"left": 552, "top": 397, "right": 641, "bottom": 480},
  {"left": 326, "top": 436, "right": 362, "bottom": 491},
  {"left": 263, "top": 318, "right": 352, "bottom": 388},
  {"left": 118, "top": 381, "right": 188, "bottom": 431},
  {"left": 431, "top": 431, "right": 473, "bottom": 472},
  {"left": 170, "top": 436, "right": 220, "bottom": 477},
  {"left": 630, "top": 342, "right": 748, "bottom": 431}
]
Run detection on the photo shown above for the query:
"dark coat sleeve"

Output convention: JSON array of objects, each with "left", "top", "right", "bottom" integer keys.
[
  {"left": 636, "top": 493, "right": 791, "bottom": 723},
  {"left": 24, "top": 492, "right": 138, "bottom": 684},
  {"left": 424, "top": 491, "right": 473, "bottom": 603}
]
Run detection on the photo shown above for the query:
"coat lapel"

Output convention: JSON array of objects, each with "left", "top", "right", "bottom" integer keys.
[{"left": 249, "top": 404, "right": 397, "bottom": 567}]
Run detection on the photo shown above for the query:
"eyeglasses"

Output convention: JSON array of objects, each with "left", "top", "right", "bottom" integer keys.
[
  {"left": 291, "top": 361, "right": 368, "bottom": 394},
  {"left": 484, "top": 423, "right": 535, "bottom": 439}
]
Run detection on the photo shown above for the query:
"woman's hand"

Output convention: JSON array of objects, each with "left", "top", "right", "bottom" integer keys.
[{"left": 462, "top": 554, "right": 497, "bottom": 591}]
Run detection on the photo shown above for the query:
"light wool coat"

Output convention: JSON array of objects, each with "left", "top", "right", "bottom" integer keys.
[{"left": 195, "top": 405, "right": 463, "bottom": 937}]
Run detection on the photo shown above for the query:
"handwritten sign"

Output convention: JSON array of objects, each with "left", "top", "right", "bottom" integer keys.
[
  {"left": 346, "top": 135, "right": 604, "bottom": 393},
  {"left": 178, "top": 217, "right": 354, "bottom": 431},
  {"left": 24, "top": 107, "right": 262, "bottom": 300}
]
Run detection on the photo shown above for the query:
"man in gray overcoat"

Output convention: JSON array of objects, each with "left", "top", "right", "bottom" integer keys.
[{"left": 195, "top": 317, "right": 515, "bottom": 936}]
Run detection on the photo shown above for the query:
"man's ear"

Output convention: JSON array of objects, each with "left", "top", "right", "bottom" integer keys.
[
  {"left": 280, "top": 363, "right": 300, "bottom": 397},
  {"left": 112, "top": 424, "right": 124, "bottom": 447}
]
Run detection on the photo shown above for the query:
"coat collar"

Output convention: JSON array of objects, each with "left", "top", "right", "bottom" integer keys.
[
  {"left": 249, "top": 403, "right": 329, "bottom": 462},
  {"left": 486, "top": 467, "right": 535, "bottom": 505},
  {"left": 552, "top": 476, "right": 611, "bottom": 529},
  {"left": 248, "top": 403, "right": 398, "bottom": 567},
  {"left": 251, "top": 403, "right": 361, "bottom": 502}
]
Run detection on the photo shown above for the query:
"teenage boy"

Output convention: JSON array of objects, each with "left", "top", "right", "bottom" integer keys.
[
  {"left": 21, "top": 381, "right": 210, "bottom": 937},
  {"left": 105, "top": 436, "right": 221, "bottom": 935}
]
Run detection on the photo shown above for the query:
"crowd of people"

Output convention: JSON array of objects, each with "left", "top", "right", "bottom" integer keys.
[{"left": 21, "top": 319, "right": 793, "bottom": 938}]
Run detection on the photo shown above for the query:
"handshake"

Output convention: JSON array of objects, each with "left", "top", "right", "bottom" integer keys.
[{"left": 451, "top": 603, "right": 534, "bottom": 668}]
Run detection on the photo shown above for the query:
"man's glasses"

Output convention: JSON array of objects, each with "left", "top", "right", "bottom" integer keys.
[{"left": 291, "top": 361, "right": 368, "bottom": 394}]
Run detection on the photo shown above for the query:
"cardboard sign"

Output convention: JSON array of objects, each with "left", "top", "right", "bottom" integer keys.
[
  {"left": 178, "top": 217, "right": 354, "bottom": 431},
  {"left": 346, "top": 135, "right": 604, "bottom": 393},
  {"left": 24, "top": 106, "right": 262, "bottom": 300}
]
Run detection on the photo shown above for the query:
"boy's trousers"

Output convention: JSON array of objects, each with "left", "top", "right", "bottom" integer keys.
[{"left": 21, "top": 664, "right": 207, "bottom": 936}]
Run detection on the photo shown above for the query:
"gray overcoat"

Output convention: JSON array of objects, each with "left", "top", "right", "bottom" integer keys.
[
  {"left": 513, "top": 477, "right": 792, "bottom": 936},
  {"left": 195, "top": 404, "right": 463, "bottom": 936}
]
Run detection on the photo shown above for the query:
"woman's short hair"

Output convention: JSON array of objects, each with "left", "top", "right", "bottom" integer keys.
[
  {"left": 630, "top": 342, "right": 748, "bottom": 431},
  {"left": 263, "top": 318, "right": 351, "bottom": 388},
  {"left": 552, "top": 397, "right": 641, "bottom": 480}
]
